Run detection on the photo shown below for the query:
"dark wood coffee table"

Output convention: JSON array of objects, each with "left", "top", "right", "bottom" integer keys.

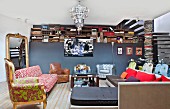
[{"left": 71, "top": 74, "right": 99, "bottom": 88}]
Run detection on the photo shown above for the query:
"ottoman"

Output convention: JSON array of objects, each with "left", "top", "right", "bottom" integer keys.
[{"left": 70, "top": 87, "right": 118, "bottom": 109}]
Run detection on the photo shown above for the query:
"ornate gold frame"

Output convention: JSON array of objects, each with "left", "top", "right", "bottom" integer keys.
[{"left": 6, "top": 33, "right": 29, "bottom": 68}]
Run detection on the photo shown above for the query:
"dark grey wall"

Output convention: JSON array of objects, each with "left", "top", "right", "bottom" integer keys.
[
  {"left": 113, "top": 43, "right": 143, "bottom": 75},
  {"left": 29, "top": 42, "right": 143, "bottom": 75}
]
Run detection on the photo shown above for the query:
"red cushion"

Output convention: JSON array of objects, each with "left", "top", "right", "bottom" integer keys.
[
  {"left": 154, "top": 77, "right": 162, "bottom": 82},
  {"left": 125, "top": 68, "right": 137, "bottom": 79},
  {"left": 135, "top": 71, "right": 156, "bottom": 82},
  {"left": 161, "top": 75, "right": 170, "bottom": 81}
]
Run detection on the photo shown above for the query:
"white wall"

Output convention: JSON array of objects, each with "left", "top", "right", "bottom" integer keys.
[
  {"left": 0, "top": 14, "right": 32, "bottom": 82},
  {"left": 154, "top": 12, "right": 170, "bottom": 32}
]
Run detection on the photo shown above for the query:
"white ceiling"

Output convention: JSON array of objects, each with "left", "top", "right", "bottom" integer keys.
[{"left": 0, "top": 0, "right": 170, "bottom": 25}]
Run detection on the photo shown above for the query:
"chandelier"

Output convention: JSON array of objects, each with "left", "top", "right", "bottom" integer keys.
[{"left": 70, "top": 0, "right": 89, "bottom": 31}]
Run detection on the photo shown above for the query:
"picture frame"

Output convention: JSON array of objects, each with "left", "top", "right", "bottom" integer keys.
[
  {"left": 126, "top": 47, "right": 133, "bottom": 55},
  {"left": 117, "top": 47, "right": 123, "bottom": 55},
  {"left": 136, "top": 47, "right": 142, "bottom": 56}
]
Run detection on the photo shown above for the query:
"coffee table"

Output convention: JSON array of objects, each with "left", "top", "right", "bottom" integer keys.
[{"left": 71, "top": 74, "right": 99, "bottom": 88}]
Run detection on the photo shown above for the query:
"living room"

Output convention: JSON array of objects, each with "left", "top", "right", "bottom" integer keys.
[{"left": 1, "top": 0, "right": 170, "bottom": 109}]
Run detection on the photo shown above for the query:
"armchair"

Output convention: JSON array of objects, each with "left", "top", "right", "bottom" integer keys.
[
  {"left": 49, "top": 62, "right": 70, "bottom": 83},
  {"left": 4, "top": 58, "right": 47, "bottom": 109},
  {"left": 96, "top": 64, "right": 113, "bottom": 78}
]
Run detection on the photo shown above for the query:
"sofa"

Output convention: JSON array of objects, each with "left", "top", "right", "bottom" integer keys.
[
  {"left": 15, "top": 65, "right": 58, "bottom": 93},
  {"left": 49, "top": 62, "right": 70, "bottom": 83},
  {"left": 106, "top": 68, "right": 169, "bottom": 87},
  {"left": 5, "top": 58, "right": 47, "bottom": 109},
  {"left": 70, "top": 82, "right": 170, "bottom": 109},
  {"left": 118, "top": 82, "right": 170, "bottom": 109}
]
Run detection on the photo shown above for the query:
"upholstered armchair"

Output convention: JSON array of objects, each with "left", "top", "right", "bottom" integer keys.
[
  {"left": 96, "top": 64, "right": 113, "bottom": 78},
  {"left": 49, "top": 62, "right": 70, "bottom": 83},
  {"left": 4, "top": 58, "right": 47, "bottom": 109}
]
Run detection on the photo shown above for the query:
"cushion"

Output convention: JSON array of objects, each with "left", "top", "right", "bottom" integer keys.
[
  {"left": 154, "top": 77, "right": 162, "bottom": 82},
  {"left": 161, "top": 75, "right": 170, "bottom": 81},
  {"left": 155, "top": 74, "right": 161, "bottom": 79},
  {"left": 125, "top": 76, "right": 140, "bottom": 82},
  {"left": 120, "top": 72, "right": 128, "bottom": 79},
  {"left": 15, "top": 65, "right": 42, "bottom": 79},
  {"left": 135, "top": 71, "right": 156, "bottom": 82},
  {"left": 39, "top": 74, "right": 58, "bottom": 92},
  {"left": 100, "top": 69, "right": 110, "bottom": 74},
  {"left": 126, "top": 68, "right": 137, "bottom": 79}
]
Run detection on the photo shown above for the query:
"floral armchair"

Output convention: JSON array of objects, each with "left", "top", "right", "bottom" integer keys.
[
  {"left": 4, "top": 58, "right": 47, "bottom": 109},
  {"left": 74, "top": 64, "right": 91, "bottom": 74}
]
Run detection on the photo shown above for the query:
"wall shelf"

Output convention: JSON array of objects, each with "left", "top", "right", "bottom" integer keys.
[{"left": 30, "top": 24, "right": 138, "bottom": 43}]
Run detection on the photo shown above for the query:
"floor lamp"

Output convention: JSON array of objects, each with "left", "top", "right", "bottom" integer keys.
[{"left": 111, "top": 42, "right": 116, "bottom": 75}]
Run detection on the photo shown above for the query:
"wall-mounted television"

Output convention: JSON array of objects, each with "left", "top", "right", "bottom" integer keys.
[{"left": 64, "top": 38, "right": 93, "bottom": 57}]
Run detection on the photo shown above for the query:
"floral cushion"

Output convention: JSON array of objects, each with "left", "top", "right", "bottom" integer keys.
[
  {"left": 14, "top": 77, "right": 39, "bottom": 84},
  {"left": 11, "top": 83, "right": 44, "bottom": 102},
  {"left": 15, "top": 65, "right": 42, "bottom": 79},
  {"left": 39, "top": 74, "right": 58, "bottom": 92}
]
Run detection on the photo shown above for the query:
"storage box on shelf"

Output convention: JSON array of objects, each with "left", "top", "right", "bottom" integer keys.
[
  {"left": 30, "top": 24, "right": 141, "bottom": 44},
  {"left": 144, "top": 33, "right": 153, "bottom": 61}
]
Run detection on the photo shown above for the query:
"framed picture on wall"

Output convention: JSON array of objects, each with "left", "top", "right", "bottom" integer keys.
[
  {"left": 126, "top": 47, "right": 133, "bottom": 55},
  {"left": 117, "top": 47, "right": 123, "bottom": 55},
  {"left": 136, "top": 47, "right": 142, "bottom": 56}
]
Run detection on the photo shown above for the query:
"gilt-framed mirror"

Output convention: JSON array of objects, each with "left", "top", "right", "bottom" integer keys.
[{"left": 6, "top": 33, "right": 29, "bottom": 69}]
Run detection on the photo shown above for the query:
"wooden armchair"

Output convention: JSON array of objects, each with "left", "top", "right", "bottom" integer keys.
[
  {"left": 4, "top": 58, "right": 47, "bottom": 109},
  {"left": 49, "top": 62, "right": 70, "bottom": 83}
]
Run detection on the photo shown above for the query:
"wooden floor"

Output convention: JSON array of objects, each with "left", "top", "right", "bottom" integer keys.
[{"left": 0, "top": 80, "right": 108, "bottom": 109}]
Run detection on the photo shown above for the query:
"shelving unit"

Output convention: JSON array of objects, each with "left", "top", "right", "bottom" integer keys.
[
  {"left": 143, "top": 20, "right": 153, "bottom": 62},
  {"left": 30, "top": 23, "right": 142, "bottom": 43},
  {"left": 152, "top": 32, "right": 170, "bottom": 64}
]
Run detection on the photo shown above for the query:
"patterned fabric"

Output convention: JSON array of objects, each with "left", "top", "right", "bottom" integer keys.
[
  {"left": 11, "top": 83, "right": 43, "bottom": 102},
  {"left": 14, "top": 77, "right": 39, "bottom": 84},
  {"left": 5, "top": 59, "right": 46, "bottom": 106},
  {"left": 74, "top": 64, "right": 91, "bottom": 74},
  {"left": 39, "top": 74, "right": 58, "bottom": 92},
  {"left": 15, "top": 65, "right": 42, "bottom": 79}
]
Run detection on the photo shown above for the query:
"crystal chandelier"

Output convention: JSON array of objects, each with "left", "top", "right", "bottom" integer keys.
[{"left": 70, "top": 0, "right": 89, "bottom": 31}]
